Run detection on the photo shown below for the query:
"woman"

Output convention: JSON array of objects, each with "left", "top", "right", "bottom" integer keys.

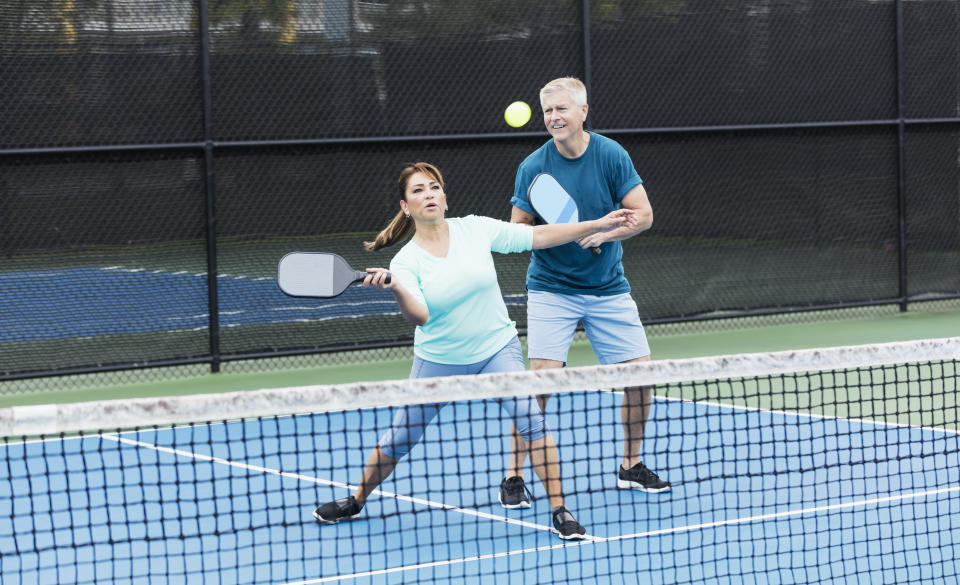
[{"left": 313, "top": 162, "right": 638, "bottom": 540}]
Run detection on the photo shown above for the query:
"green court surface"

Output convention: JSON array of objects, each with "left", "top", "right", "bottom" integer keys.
[{"left": 2, "top": 301, "right": 958, "bottom": 409}]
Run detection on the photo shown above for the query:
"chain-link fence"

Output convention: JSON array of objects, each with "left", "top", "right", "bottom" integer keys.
[{"left": 2, "top": 0, "right": 958, "bottom": 384}]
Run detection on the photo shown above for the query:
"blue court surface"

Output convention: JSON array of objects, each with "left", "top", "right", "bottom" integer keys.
[
  {"left": 0, "top": 267, "right": 403, "bottom": 342},
  {"left": 0, "top": 267, "right": 524, "bottom": 342},
  {"left": 2, "top": 391, "right": 958, "bottom": 584}
]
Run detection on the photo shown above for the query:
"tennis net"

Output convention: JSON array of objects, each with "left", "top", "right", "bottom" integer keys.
[{"left": 1, "top": 337, "right": 958, "bottom": 584}]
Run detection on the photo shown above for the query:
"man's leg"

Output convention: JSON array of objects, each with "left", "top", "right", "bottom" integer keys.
[
  {"left": 580, "top": 293, "right": 670, "bottom": 492},
  {"left": 616, "top": 356, "right": 670, "bottom": 492},
  {"left": 620, "top": 356, "right": 652, "bottom": 470}
]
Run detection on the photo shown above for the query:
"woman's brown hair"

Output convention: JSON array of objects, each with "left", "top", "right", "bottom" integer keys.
[{"left": 363, "top": 162, "right": 445, "bottom": 251}]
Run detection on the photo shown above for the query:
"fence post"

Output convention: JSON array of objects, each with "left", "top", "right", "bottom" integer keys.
[
  {"left": 581, "top": 0, "right": 592, "bottom": 130},
  {"left": 895, "top": 0, "right": 908, "bottom": 312},
  {"left": 198, "top": 0, "right": 221, "bottom": 371}
]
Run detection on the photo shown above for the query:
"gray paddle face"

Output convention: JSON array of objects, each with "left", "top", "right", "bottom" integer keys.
[
  {"left": 528, "top": 173, "right": 579, "bottom": 224},
  {"left": 277, "top": 252, "right": 366, "bottom": 297}
]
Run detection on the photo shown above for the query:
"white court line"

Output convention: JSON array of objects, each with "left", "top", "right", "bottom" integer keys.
[
  {"left": 601, "top": 484, "right": 960, "bottom": 543},
  {"left": 101, "top": 266, "right": 263, "bottom": 281},
  {"left": 270, "top": 301, "right": 399, "bottom": 312},
  {"left": 272, "top": 312, "right": 405, "bottom": 325},
  {"left": 650, "top": 392, "right": 960, "bottom": 436},
  {"left": 280, "top": 540, "right": 590, "bottom": 585},
  {"left": 101, "top": 434, "right": 557, "bottom": 536},
  {"left": 280, "top": 484, "right": 960, "bottom": 584}
]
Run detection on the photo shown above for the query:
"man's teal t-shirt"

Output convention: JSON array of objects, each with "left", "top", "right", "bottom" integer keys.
[
  {"left": 510, "top": 132, "right": 643, "bottom": 295},
  {"left": 389, "top": 215, "right": 533, "bottom": 364}
]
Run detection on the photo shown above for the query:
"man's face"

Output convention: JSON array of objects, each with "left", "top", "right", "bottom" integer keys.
[{"left": 542, "top": 92, "right": 588, "bottom": 142}]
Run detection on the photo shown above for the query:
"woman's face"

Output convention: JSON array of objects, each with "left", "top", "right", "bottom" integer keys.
[{"left": 400, "top": 171, "right": 447, "bottom": 222}]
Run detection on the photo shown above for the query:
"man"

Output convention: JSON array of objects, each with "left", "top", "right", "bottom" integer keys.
[{"left": 499, "top": 77, "right": 670, "bottom": 509}]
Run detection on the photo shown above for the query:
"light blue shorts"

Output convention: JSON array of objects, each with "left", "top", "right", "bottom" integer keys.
[
  {"left": 526, "top": 290, "right": 650, "bottom": 365},
  {"left": 378, "top": 336, "right": 548, "bottom": 459}
]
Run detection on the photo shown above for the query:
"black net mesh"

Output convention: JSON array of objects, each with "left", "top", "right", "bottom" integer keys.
[
  {"left": 618, "top": 126, "right": 902, "bottom": 319},
  {"left": 904, "top": 126, "right": 960, "bottom": 298},
  {"left": 210, "top": 2, "right": 583, "bottom": 140},
  {"left": 903, "top": 0, "right": 960, "bottom": 119},
  {"left": 591, "top": 1, "right": 897, "bottom": 129},
  {"left": 1, "top": 2, "right": 201, "bottom": 149}
]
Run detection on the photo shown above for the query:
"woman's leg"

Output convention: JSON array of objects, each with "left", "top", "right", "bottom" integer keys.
[
  {"left": 314, "top": 401, "right": 441, "bottom": 525},
  {"left": 508, "top": 291, "right": 580, "bottom": 481},
  {"left": 485, "top": 338, "right": 570, "bottom": 510},
  {"left": 488, "top": 338, "right": 585, "bottom": 539},
  {"left": 522, "top": 430, "right": 565, "bottom": 509},
  {"left": 352, "top": 445, "right": 399, "bottom": 505},
  {"left": 315, "top": 355, "right": 448, "bottom": 524},
  {"left": 507, "top": 373, "right": 554, "bottom": 478},
  {"left": 499, "top": 395, "right": 565, "bottom": 509},
  {"left": 362, "top": 401, "right": 443, "bottom": 500}
]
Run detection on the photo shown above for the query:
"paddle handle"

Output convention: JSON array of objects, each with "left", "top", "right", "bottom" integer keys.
[{"left": 354, "top": 270, "right": 391, "bottom": 284}]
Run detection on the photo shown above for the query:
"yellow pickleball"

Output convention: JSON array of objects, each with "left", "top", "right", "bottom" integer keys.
[{"left": 504, "top": 101, "right": 532, "bottom": 128}]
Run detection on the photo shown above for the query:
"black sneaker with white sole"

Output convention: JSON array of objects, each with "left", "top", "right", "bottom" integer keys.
[
  {"left": 498, "top": 476, "right": 532, "bottom": 509},
  {"left": 551, "top": 506, "right": 587, "bottom": 540},
  {"left": 617, "top": 462, "right": 671, "bottom": 493},
  {"left": 313, "top": 495, "right": 363, "bottom": 524}
]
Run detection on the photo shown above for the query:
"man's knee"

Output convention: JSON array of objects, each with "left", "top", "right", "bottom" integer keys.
[{"left": 530, "top": 358, "right": 564, "bottom": 370}]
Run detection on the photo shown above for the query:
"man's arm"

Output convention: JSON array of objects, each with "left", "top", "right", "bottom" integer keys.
[
  {"left": 577, "top": 184, "right": 652, "bottom": 248},
  {"left": 511, "top": 205, "right": 536, "bottom": 226}
]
